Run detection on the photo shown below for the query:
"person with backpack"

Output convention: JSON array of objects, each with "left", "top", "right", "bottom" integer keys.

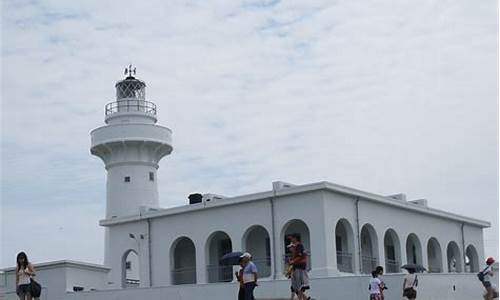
[{"left": 479, "top": 257, "right": 497, "bottom": 300}]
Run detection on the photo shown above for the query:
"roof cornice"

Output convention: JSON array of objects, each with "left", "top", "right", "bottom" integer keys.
[{"left": 99, "top": 181, "right": 491, "bottom": 228}]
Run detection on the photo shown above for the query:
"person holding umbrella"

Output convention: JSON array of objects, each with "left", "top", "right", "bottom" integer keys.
[
  {"left": 402, "top": 266, "right": 418, "bottom": 300},
  {"left": 235, "top": 257, "right": 246, "bottom": 300},
  {"left": 220, "top": 251, "right": 247, "bottom": 300},
  {"left": 240, "top": 252, "right": 258, "bottom": 300}
]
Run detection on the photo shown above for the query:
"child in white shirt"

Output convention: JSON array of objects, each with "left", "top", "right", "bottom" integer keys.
[{"left": 368, "top": 270, "right": 382, "bottom": 300}]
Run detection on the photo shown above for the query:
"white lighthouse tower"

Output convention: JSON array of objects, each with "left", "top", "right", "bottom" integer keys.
[
  {"left": 90, "top": 67, "right": 172, "bottom": 270},
  {"left": 91, "top": 66, "right": 172, "bottom": 218}
]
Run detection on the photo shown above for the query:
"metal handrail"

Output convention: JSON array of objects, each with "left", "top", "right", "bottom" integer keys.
[
  {"left": 206, "top": 264, "right": 233, "bottom": 283},
  {"left": 105, "top": 99, "right": 157, "bottom": 116},
  {"left": 336, "top": 251, "right": 354, "bottom": 273},
  {"left": 171, "top": 267, "right": 197, "bottom": 285},
  {"left": 361, "top": 255, "right": 378, "bottom": 274},
  {"left": 385, "top": 259, "right": 400, "bottom": 273}
]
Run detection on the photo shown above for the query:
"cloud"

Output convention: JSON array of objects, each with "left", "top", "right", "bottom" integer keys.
[{"left": 1, "top": 0, "right": 497, "bottom": 267}]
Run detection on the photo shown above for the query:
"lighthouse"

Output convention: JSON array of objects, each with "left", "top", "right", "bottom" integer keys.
[{"left": 90, "top": 66, "right": 173, "bottom": 219}]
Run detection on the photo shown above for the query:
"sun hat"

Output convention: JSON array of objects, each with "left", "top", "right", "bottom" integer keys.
[{"left": 240, "top": 252, "right": 252, "bottom": 258}]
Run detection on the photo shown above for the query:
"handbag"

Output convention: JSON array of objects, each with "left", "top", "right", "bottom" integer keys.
[
  {"left": 403, "top": 275, "right": 417, "bottom": 298},
  {"left": 30, "top": 278, "right": 42, "bottom": 298},
  {"left": 477, "top": 266, "right": 490, "bottom": 282}
]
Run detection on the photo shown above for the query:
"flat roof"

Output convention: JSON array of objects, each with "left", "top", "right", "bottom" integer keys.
[
  {"left": 100, "top": 181, "right": 491, "bottom": 228},
  {"left": 1, "top": 260, "right": 109, "bottom": 273}
]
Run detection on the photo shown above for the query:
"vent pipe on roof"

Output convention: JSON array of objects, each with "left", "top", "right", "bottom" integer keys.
[
  {"left": 387, "top": 193, "right": 407, "bottom": 201},
  {"left": 202, "top": 194, "right": 226, "bottom": 202},
  {"left": 409, "top": 199, "right": 428, "bottom": 207},
  {"left": 188, "top": 193, "right": 203, "bottom": 204},
  {"left": 272, "top": 181, "right": 296, "bottom": 190}
]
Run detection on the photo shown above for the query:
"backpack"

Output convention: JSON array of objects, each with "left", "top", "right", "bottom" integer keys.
[{"left": 477, "top": 266, "right": 490, "bottom": 282}]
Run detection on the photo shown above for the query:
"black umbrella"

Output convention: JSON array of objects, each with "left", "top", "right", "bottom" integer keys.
[
  {"left": 401, "top": 263, "right": 426, "bottom": 273},
  {"left": 220, "top": 251, "right": 243, "bottom": 266}
]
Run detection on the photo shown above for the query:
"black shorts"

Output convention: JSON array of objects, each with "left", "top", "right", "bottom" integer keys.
[
  {"left": 17, "top": 284, "right": 31, "bottom": 297},
  {"left": 290, "top": 285, "right": 310, "bottom": 293},
  {"left": 483, "top": 281, "right": 492, "bottom": 288}
]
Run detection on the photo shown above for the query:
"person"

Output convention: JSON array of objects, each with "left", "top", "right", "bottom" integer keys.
[
  {"left": 375, "top": 266, "right": 386, "bottom": 300},
  {"left": 402, "top": 267, "right": 418, "bottom": 300},
  {"left": 16, "top": 252, "right": 36, "bottom": 300},
  {"left": 289, "top": 234, "right": 311, "bottom": 300},
  {"left": 286, "top": 243, "right": 298, "bottom": 300},
  {"left": 368, "top": 270, "right": 383, "bottom": 300},
  {"left": 240, "top": 252, "right": 258, "bottom": 300},
  {"left": 235, "top": 257, "right": 245, "bottom": 300},
  {"left": 481, "top": 257, "right": 497, "bottom": 300}
]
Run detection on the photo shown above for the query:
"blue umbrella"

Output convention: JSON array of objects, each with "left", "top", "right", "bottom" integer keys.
[
  {"left": 401, "top": 263, "right": 426, "bottom": 273},
  {"left": 220, "top": 251, "right": 243, "bottom": 266}
]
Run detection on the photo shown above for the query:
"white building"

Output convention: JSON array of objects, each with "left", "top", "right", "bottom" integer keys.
[{"left": 0, "top": 70, "right": 494, "bottom": 300}]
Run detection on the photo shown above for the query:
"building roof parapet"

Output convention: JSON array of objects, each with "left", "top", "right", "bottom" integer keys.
[
  {"left": 99, "top": 181, "right": 491, "bottom": 228},
  {"left": 1, "top": 260, "right": 110, "bottom": 273}
]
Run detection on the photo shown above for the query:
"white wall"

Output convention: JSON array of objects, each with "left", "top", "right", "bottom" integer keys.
[
  {"left": 65, "top": 273, "right": 493, "bottom": 300},
  {"left": 323, "top": 190, "right": 486, "bottom": 275},
  {"left": 102, "top": 188, "right": 487, "bottom": 290},
  {"left": 1, "top": 263, "right": 108, "bottom": 300}
]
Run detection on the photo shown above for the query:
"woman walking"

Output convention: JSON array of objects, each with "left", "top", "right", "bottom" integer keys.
[
  {"left": 16, "top": 252, "right": 36, "bottom": 300},
  {"left": 402, "top": 268, "right": 418, "bottom": 300},
  {"left": 235, "top": 257, "right": 245, "bottom": 300}
]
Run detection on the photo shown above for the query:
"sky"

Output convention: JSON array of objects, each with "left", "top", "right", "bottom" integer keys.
[{"left": 1, "top": 0, "right": 498, "bottom": 268}]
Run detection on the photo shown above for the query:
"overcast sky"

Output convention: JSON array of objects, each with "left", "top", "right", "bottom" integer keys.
[{"left": 1, "top": 0, "right": 498, "bottom": 268}]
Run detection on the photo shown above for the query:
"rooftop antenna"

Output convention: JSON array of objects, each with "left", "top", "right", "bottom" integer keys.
[{"left": 124, "top": 64, "right": 136, "bottom": 77}]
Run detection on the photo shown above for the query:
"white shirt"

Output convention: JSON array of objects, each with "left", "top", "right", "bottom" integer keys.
[
  {"left": 242, "top": 261, "right": 257, "bottom": 283},
  {"left": 17, "top": 267, "right": 31, "bottom": 285},
  {"left": 404, "top": 273, "right": 418, "bottom": 289},
  {"left": 369, "top": 277, "right": 381, "bottom": 294}
]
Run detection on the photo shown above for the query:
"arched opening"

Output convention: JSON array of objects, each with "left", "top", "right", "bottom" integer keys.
[
  {"left": 282, "top": 219, "right": 311, "bottom": 272},
  {"left": 335, "top": 219, "right": 355, "bottom": 273},
  {"left": 171, "top": 237, "right": 196, "bottom": 284},
  {"left": 206, "top": 231, "right": 233, "bottom": 282},
  {"left": 122, "top": 250, "right": 140, "bottom": 288},
  {"left": 465, "top": 245, "right": 479, "bottom": 273},
  {"left": 446, "top": 241, "right": 463, "bottom": 272},
  {"left": 384, "top": 229, "right": 401, "bottom": 273},
  {"left": 405, "top": 233, "right": 422, "bottom": 265},
  {"left": 243, "top": 225, "right": 271, "bottom": 277},
  {"left": 360, "top": 224, "right": 379, "bottom": 274},
  {"left": 427, "top": 238, "right": 443, "bottom": 273}
]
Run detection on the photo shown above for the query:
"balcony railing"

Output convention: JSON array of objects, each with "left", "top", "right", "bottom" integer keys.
[
  {"left": 336, "top": 251, "right": 354, "bottom": 273},
  {"left": 105, "top": 99, "right": 157, "bottom": 116},
  {"left": 207, "top": 264, "right": 233, "bottom": 283},
  {"left": 252, "top": 257, "right": 272, "bottom": 278},
  {"left": 171, "top": 267, "right": 197, "bottom": 285},
  {"left": 385, "top": 259, "right": 400, "bottom": 273},
  {"left": 125, "top": 278, "right": 140, "bottom": 288},
  {"left": 428, "top": 266, "right": 442, "bottom": 273},
  {"left": 361, "top": 255, "right": 378, "bottom": 274}
]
